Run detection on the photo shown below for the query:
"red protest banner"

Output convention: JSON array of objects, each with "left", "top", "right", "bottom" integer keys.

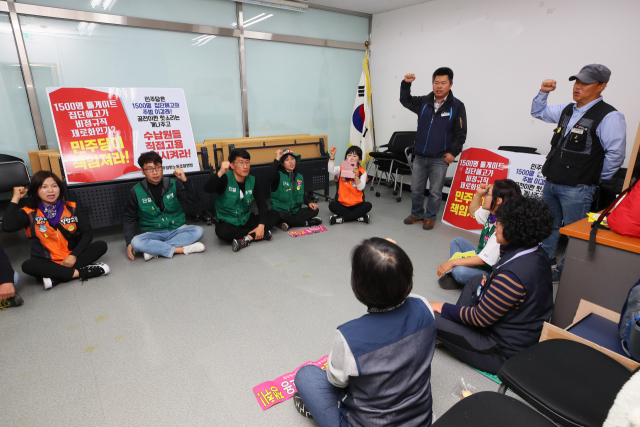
[
  {"left": 49, "top": 88, "right": 138, "bottom": 183},
  {"left": 442, "top": 148, "right": 510, "bottom": 231}
]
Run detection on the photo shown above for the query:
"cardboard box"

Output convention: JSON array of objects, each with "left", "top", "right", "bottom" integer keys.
[
  {"left": 28, "top": 149, "right": 59, "bottom": 173},
  {"left": 221, "top": 135, "right": 327, "bottom": 165},
  {"left": 38, "top": 152, "right": 53, "bottom": 172},
  {"left": 540, "top": 299, "right": 639, "bottom": 371},
  {"left": 48, "top": 154, "right": 63, "bottom": 179}
]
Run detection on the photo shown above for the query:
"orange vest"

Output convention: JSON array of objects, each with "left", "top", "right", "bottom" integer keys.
[
  {"left": 335, "top": 165, "right": 366, "bottom": 207},
  {"left": 22, "top": 202, "right": 80, "bottom": 263}
]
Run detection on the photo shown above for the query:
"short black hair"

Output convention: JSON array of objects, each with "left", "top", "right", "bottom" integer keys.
[
  {"left": 351, "top": 238, "right": 413, "bottom": 309},
  {"left": 228, "top": 148, "right": 250, "bottom": 163},
  {"left": 490, "top": 179, "right": 522, "bottom": 211},
  {"left": 496, "top": 196, "right": 554, "bottom": 247},
  {"left": 432, "top": 67, "right": 453, "bottom": 83},
  {"left": 345, "top": 145, "right": 363, "bottom": 162},
  {"left": 138, "top": 151, "right": 162, "bottom": 168}
]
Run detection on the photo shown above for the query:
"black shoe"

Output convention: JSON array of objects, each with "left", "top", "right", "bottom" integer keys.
[
  {"left": 438, "top": 274, "right": 463, "bottom": 290},
  {"left": 263, "top": 230, "right": 273, "bottom": 241},
  {"left": 0, "top": 294, "right": 24, "bottom": 310},
  {"left": 78, "top": 262, "right": 110, "bottom": 282},
  {"left": 293, "top": 392, "right": 313, "bottom": 419},
  {"left": 307, "top": 217, "right": 323, "bottom": 226},
  {"left": 330, "top": 215, "right": 343, "bottom": 225},
  {"left": 357, "top": 214, "right": 370, "bottom": 224},
  {"left": 232, "top": 237, "right": 250, "bottom": 252},
  {"left": 278, "top": 222, "right": 289, "bottom": 231},
  {"left": 435, "top": 339, "right": 445, "bottom": 349},
  {"left": 43, "top": 277, "right": 63, "bottom": 290}
]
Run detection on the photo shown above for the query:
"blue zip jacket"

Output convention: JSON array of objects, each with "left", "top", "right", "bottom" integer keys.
[{"left": 400, "top": 80, "right": 467, "bottom": 157}]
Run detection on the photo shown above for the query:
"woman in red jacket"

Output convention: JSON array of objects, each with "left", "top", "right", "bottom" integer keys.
[{"left": 2, "top": 171, "right": 110, "bottom": 290}]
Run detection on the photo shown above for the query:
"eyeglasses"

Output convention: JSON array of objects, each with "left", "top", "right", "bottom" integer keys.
[
  {"left": 143, "top": 166, "right": 163, "bottom": 173},
  {"left": 235, "top": 161, "right": 251, "bottom": 167}
]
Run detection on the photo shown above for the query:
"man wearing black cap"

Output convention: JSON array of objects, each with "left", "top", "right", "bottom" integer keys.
[{"left": 532, "top": 64, "right": 627, "bottom": 283}]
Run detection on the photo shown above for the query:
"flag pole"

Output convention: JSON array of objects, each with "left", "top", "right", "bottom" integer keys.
[{"left": 364, "top": 41, "right": 377, "bottom": 152}]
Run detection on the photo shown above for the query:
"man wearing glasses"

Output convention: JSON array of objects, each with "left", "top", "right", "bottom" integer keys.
[
  {"left": 123, "top": 151, "right": 205, "bottom": 261},
  {"left": 532, "top": 64, "right": 626, "bottom": 283},
  {"left": 204, "top": 148, "right": 279, "bottom": 252}
]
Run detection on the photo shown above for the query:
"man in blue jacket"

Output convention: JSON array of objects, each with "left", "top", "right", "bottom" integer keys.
[{"left": 401, "top": 67, "right": 467, "bottom": 230}]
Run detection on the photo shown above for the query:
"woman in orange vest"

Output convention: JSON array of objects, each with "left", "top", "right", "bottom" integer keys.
[
  {"left": 328, "top": 145, "right": 372, "bottom": 224},
  {"left": 2, "top": 171, "right": 110, "bottom": 290}
]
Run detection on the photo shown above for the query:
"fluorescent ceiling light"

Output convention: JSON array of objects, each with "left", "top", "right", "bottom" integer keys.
[
  {"left": 192, "top": 34, "right": 216, "bottom": 46},
  {"left": 243, "top": 14, "right": 273, "bottom": 27},
  {"left": 230, "top": 0, "right": 307, "bottom": 12},
  {"left": 232, "top": 13, "right": 266, "bottom": 27}
]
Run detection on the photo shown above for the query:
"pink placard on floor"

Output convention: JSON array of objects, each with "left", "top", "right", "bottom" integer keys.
[
  {"left": 288, "top": 225, "right": 327, "bottom": 238},
  {"left": 253, "top": 355, "right": 329, "bottom": 411}
]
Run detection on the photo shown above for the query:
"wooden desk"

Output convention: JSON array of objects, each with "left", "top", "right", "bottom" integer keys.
[{"left": 552, "top": 217, "right": 640, "bottom": 328}]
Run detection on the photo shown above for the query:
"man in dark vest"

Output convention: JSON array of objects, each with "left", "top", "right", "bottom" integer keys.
[
  {"left": 123, "top": 151, "right": 205, "bottom": 261},
  {"left": 401, "top": 67, "right": 468, "bottom": 230},
  {"left": 532, "top": 64, "right": 626, "bottom": 283},
  {"left": 204, "top": 148, "right": 279, "bottom": 252}
]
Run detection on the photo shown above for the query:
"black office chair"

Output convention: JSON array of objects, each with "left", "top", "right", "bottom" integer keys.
[
  {"left": 368, "top": 131, "right": 415, "bottom": 197},
  {"left": 497, "top": 339, "right": 634, "bottom": 427},
  {"left": 432, "top": 392, "right": 556, "bottom": 427}
]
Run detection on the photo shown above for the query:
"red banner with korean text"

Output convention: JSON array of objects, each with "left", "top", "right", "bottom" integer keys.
[
  {"left": 442, "top": 148, "right": 509, "bottom": 231},
  {"left": 48, "top": 88, "right": 138, "bottom": 183}
]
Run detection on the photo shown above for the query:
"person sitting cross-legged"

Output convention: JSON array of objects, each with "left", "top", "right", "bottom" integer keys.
[
  {"left": 204, "top": 148, "right": 279, "bottom": 252},
  {"left": 267, "top": 148, "right": 322, "bottom": 231},
  {"left": 429, "top": 196, "right": 555, "bottom": 375},
  {"left": 123, "top": 151, "right": 205, "bottom": 262}
]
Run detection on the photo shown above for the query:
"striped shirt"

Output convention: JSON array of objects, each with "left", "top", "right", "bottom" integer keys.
[{"left": 441, "top": 270, "right": 526, "bottom": 327}]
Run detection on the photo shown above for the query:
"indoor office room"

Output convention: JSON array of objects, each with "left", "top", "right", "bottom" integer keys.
[{"left": 1, "top": 0, "right": 640, "bottom": 426}]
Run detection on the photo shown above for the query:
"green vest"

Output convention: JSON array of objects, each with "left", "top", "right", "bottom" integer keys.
[
  {"left": 271, "top": 170, "right": 304, "bottom": 214},
  {"left": 476, "top": 216, "right": 496, "bottom": 273},
  {"left": 134, "top": 180, "right": 185, "bottom": 232},
  {"left": 216, "top": 171, "right": 255, "bottom": 226}
]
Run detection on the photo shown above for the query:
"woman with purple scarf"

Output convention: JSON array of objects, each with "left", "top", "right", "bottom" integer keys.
[
  {"left": 2, "top": 171, "right": 109, "bottom": 290},
  {"left": 436, "top": 179, "right": 521, "bottom": 290}
]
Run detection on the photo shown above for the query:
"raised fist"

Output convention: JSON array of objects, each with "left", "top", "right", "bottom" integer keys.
[
  {"left": 12, "top": 187, "right": 27, "bottom": 200},
  {"left": 541, "top": 79, "right": 557, "bottom": 93},
  {"left": 173, "top": 167, "right": 186, "bottom": 182},
  {"left": 218, "top": 161, "right": 230, "bottom": 177},
  {"left": 404, "top": 73, "right": 416, "bottom": 83},
  {"left": 276, "top": 149, "right": 283, "bottom": 160},
  {"left": 329, "top": 145, "right": 337, "bottom": 158}
]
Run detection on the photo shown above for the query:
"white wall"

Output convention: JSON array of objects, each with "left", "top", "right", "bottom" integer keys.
[{"left": 370, "top": 0, "right": 640, "bottom": 174}]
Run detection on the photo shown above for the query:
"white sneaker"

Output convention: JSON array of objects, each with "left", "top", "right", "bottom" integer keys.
[
  {"left": 144, "top": 253, "right": 159, "bottom": 262},
  {"left": 183, "top": 242, "right": 205, "bottom": 255},
  {"left": 90, "top": 262, "right": 110, "bottom": 276},
  {"left": 43, "top": 277, "right": 53, "bottom": 290}
]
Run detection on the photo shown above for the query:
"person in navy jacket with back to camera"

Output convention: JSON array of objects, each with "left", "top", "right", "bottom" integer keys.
[{"left": 400, "top": 67, "right": 467, "bottom": 231}]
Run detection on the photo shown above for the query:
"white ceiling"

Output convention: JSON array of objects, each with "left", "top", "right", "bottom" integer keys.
[{"left": 307, "top": 0, "right": 435, "bottom": 15}]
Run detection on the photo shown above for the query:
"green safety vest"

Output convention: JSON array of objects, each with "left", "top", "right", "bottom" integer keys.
[
  {"left": 134, "top": 180, "right": 185, "bottom": 232},
  {"left": 270, "top": 171, "right": 304, "bottom": 214},
  {"left": 215, "top": 171, "right": 255, "bottom": 226},
  {"left": 476, "top": 216, "right": 496, "bottom": 273}
]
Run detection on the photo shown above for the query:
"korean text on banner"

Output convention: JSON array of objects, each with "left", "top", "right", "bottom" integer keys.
[
  {"left": 47, "top": 87, "right": 200, "bottom": 185},
  {"left": 442, "top": 147, "right": 546, "bottom": 233},
  {"left": 253, "top": 355, "right": 328, "bottom": 411}
]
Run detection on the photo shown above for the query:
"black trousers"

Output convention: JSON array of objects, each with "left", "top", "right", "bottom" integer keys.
[
  {"left": 435, "top": 275, "right": 508, "bottom": 375},
  {"left": 276, "top": 207, "right": 319, "bottom": 227},
  {"left": 328, "top": 201, "right": 372, "bottom": 222},
  {"left": 215, "top": 211, "right": 280, "bottom": 242},
  {"left": 21, "top": 241, "right": 108, "bottom": 281}
]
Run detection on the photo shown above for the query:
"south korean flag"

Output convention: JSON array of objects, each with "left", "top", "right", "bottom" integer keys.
[{"left": 349, "top": 51, "right": 375, "bottom": 163}]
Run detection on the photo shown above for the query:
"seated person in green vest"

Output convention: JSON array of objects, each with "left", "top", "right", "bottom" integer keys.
[
  {"left": 123, "top": 151, "right": 205, "bottom": 262},
  {"left": 429, "top": 196, "right": 555, "bottom": 375},
  {"left": 204, "top": 148, "right": 279, "bottom": 252},
  {"left": 437, "top": 179, "right": 521, "bottom": 290},
  {"left": 267, "top": 149, "right": 322, "bottom": 231}
]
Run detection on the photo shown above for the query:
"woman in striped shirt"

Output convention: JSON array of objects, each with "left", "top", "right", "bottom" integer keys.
[{"left": 429, "top": 196, "right": 555, "bottom": 374}]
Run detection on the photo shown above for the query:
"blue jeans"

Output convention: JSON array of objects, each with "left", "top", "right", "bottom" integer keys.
[
  {"left": 541, "top": 182, "right": 596, "bottom": 273},
  {"left": 131, "top": 225, "right": 204, "bottom": 258},
  {"left": 449, "top": 237, "right": 485, "bottom": 284},
  {"left": 295, "top": 365, "right": 346, "bottom": 427},
  {"left": 411, "top": 156, "right": 449, "bottom": 221}
]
